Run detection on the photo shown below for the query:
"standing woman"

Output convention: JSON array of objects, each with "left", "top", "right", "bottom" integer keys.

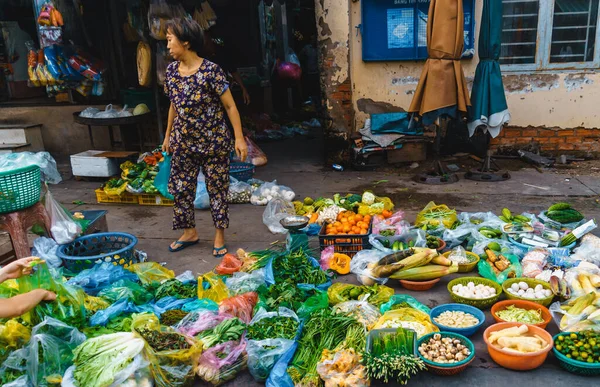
[{"left": 162, "top": 18, "right": 247, "bottom": 257}]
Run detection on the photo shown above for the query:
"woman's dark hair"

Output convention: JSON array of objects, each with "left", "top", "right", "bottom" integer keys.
[{"left": 166, "top": 18, "right": 204, "bottom": 54}]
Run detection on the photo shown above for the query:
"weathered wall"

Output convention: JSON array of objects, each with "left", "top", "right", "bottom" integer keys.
[
  {"left": 2, "top": 106, "right": 115, "bottom": 155},
  {"left": 315, "top": 1, "right": 600, "bottom": 153}
]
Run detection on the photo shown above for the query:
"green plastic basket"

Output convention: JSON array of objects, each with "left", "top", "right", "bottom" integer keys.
[
  {"left": 502, "top": 278, "right": 554, "bottom": 307},
  {"left": 553, "top": 333, "right": 600, "bottom": 376},
  {"left": 417, "top": 332, "right": 475, "bottom": 375},
  {"left": 0, "top": 165, "right": 41, "bottom": 214},
  {"left": 447, "top": 277, "right": 503, "bottom": 309}
]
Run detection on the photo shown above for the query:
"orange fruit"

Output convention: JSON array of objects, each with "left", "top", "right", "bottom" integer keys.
[
  {"left": 355, "top": 214, "right": 363, "bottom": 221},
  {"left": 334, "top": 221, "right": 342, "bottom": 228},
  {"left": 361, "top": 228, "right": 368, "bottom": 235},
  {"left": 341, "top": 218, "right": 348, "bottom": 224},
  {"left": 343, "top": 225, "right": 351, "bottom": 233},
  {"left": 337, "top": 226, "right": 344, "bottom": 233},
  {"left": 364, "top": 215, "right": 371, "bottom": 223},
  {"left": 349, "top": 219, "right": 356, "bottom": 226}
]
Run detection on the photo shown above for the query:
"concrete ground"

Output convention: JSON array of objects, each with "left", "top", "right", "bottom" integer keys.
[{"left": 8, "top": 135, "right": 600, "bottom": 386}]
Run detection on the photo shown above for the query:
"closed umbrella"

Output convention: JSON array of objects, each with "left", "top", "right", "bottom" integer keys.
[
  {"left": 409, "top": 0, "right": 471, "bottom": 123},
  {"left": 467, "top": 0, "right": 510, "bottom": 137}
]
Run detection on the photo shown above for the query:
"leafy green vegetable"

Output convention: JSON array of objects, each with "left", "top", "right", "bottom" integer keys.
[
  {"left": 154, "top": 279, "right": 197, "bottom": 300},
  {"left": 247, "top": 316, "right": 298, "bottom": 341},
  {"left": 272, "top": 249, "right": 328, "bottom": 286},
  {"left": 72, "top": 332, "right": 145, "bottom": 387},
  {"left": 196, "top": 318, "right": 246, "bottom": 348}
]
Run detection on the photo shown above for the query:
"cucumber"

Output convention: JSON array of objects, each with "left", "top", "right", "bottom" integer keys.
[
  {"left": 502, "top": 208, "right": 512, "bottom": 220},
  {"left": 514, "top": 215, "right": 531, "bottom": 223},
  {"left": 499, "top": 216, "right": 510, "bottom": 223},
  {"left": 548, "top": 202, "right": 572, "bottom": 212}
]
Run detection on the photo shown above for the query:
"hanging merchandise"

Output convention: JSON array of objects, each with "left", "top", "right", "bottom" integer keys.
[
  {"left": 137, "top": 41, "right": 152, "bottom": 87},
  {"left": 148, "top": 0, "right": 186, "bottom": 40}
]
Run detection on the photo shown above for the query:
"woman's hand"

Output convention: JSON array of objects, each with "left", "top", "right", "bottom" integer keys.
[
  {"left": 162, "top": 136, "right": 171, "bottom": 155},
  {"left": 0, "top": 257, "right": 42, "bottom": 282},
  {"left": 242, "top": 88, "right": 251, "bottom": 105},
  {"left": 235, "top": 137, "right": 248, "bottom": 162}
]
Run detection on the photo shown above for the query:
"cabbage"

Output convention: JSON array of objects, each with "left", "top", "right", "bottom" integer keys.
[{"left": 362, "top": 192, "right": 375, "bottom": 205}]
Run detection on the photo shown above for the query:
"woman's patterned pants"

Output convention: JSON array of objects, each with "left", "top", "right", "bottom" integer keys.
[{"left": 168, "top": 151, "right": 230, "bottom": 230}]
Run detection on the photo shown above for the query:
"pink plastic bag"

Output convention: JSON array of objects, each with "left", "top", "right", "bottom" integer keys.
[
  {"left": 197, "top": 340, "right": 248, "bottom": 385},
  {"left": 320, "top": 246, "right": 334, "bottom": 271},
  {"left": 372, "top": 211, "right": 406, "bottom": 236},
  {"left": 218, "top": 292, "right": 258, "bottom": 323},
  {"left": 175, "top": 310, "right": 228, "bottom": 337}
]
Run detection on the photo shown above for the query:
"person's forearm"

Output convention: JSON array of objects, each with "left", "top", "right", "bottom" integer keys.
[
  {"left": 0, "top": 271, "right": 7, "bottom": 284},
  {"left": 166, "top": 103, "right": 176, "bottom": 139},
  {"left": 225, "top": 105, "right": 244, "bottom": 140},
  {"left": 232, "top": 72, "right": 247, "bottom": 93},
  {"left": 0, "top": 289, "right": 49, "bottom": 319}
]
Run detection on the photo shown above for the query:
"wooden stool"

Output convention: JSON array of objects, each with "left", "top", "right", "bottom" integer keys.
[{"left": 0, "top": 202, "right": 51, "bottom": 260}]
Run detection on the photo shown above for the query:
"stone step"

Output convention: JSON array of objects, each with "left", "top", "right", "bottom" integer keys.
[{"left": 0, "top": 124, "right": 44, "bottom": 151}]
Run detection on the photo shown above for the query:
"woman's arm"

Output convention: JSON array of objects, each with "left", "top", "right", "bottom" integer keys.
[
  {"left": 162, "top": 103, "right": 176, "bottom": 154},
  {"left": 220, "top": 89, "right": 248, "bottom": 161},
  {"left": 0, "top": 289, "right": 56, "bottom": 319},
  {"left": 231, "top": 71, "right": 250, "bottom": 105}
]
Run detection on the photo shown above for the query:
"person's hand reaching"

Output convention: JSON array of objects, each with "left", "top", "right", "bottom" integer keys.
[
  {"left": 0, "top": 257, "right": 43, "bottom": 282},
  {"left": 235, "top": 137, "right": 248, "bottom": 162}
]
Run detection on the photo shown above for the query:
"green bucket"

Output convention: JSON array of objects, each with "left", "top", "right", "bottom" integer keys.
[{"left": 0, "top": 165, "right": 41, "bottom": 214}]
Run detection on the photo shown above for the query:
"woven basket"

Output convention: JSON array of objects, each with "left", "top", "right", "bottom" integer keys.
[
  {"left": 230, "top": 162, "right": 255, "bottom": 182},
  {"left": 0, "top": 165, "right": 41, "bottom": 214},
  {"left": 553, "top": 333, "right": 600, "bottom": 376},
  {"left": 443, "top": 251, "right": 480, "bottom": 273},
  {"left": 502, "top": 278, "right": 554, "bottom": 307},
  {"left": 417, "top": 332, "right": 475, "bottom": 376},
  {"left": 447, "top": 277, "right": 502, "bottom": 309}
]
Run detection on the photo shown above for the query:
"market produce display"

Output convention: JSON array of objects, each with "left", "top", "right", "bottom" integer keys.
[{"left": 4, "top": 192, "right": 600, "bottom": 386}]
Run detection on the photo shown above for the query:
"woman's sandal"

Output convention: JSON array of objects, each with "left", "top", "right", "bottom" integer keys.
[
  {"left": 169, "top": 240, "right": 199, "bottom": 252},
  {"left": 213, "top": 245, "right": 228, "bottom": 258}
]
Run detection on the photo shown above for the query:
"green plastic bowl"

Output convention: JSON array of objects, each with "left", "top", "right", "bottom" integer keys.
[
  {"left": 417, "top": 332, "right": 475, "bottom": 376},
  {"left": 502, "top": 278, "right": 554, "bottom": 307},
  {"left": 447, "top": 277, "right": 503, "bottom": 309},
  {"left": 553, "top": 333, "right": 600, "bottom": 376}
]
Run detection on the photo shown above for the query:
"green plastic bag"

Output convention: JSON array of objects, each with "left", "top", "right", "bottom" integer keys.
[
  {"left": 477, "top": 253, "right": 523, "bottom": 284},
  {"left": 17, "top": 263, "right": 86, "bottom": 328},
  {"left": 380, "top": 295, "right": 431, "bottom": 315},
  {"left": 127, "top": 262, "right": 175, "bottom": 286},
  {"left": 296, "top": 290, "right": 329, "bottom": 318},
  {"left": 97, "top": 279, "right": 153, "bottom": 305}
]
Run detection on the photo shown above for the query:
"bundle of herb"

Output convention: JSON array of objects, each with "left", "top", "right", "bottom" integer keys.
[
  {"left": 154, "top": 279, "right": 197, "bottom": 300},
  {"left": 247, "top": 315, "right": 299, "bottom": 341},
  {"left": 364, "top": 328, "right": 425, "bottom": 384},
  {"left": 272, "top": 249, "right": 328, "bottom": 285},
  {"left": 160, "top": 309, "right": 189, "bottom": 326},
  {"left": 242, "top": 249, "right": 280, "bottom": 272},
  {"left": 257, "top": 280, "right": 320, "bottom": 311},
  {"left": 196, "top": 318, "right": 246, "bottom": 349},
  {"left": 136, "top": 328, "right": 190, "bottom": 351},
  {"left": 288, "top": 308, "right": 363, "bottom": 386}
]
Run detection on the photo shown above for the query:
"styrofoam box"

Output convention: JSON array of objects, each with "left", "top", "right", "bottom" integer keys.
[{"left": 71, "top": 150, "right": 119, "bottom": 177}]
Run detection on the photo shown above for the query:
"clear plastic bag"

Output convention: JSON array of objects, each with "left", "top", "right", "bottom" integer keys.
[
  {"left": 570, "top": 234, "right": 600, "bottom": 266},
  {"left": 227, "top": 178, "right": 253, "bottom": 204},
  {"left": 247, "top": 338, "right": 294, "bottom": 382},
  {"left": 116, "top": 105, "right": 133, "bottom": 117},
  {"left": 262, "top": 198, "right": 296, "bottom": 234},
  {"left": 197, "top": 340, "right": 248, "bottom": 386},
  {"left": 61, "top": 354, "right": 151, "bottom": 387},
  {"left": 369, "top": 227, "right": 427, "bottom": 254},
  {"left": 333, "top": 299, "right": 381, "bottom": 330},
  {"left": 175, "top": 310, "right": 229, "bottom": 337},
  {"left": 44, "top": 189, "right": 81, "bottom": 245},
  {"left": 218, "top": 292, "right": 259, "bottom": 323},
  {"left": 317, "top": 349, "right": 369, "bottom": 387},
  {"left": 374, "top": 309, "right": 438, "bottom": 338},
  {"left": 380, "top": 294, "right": 431, "bottom": 314},
  {"left": 31, "top": 237, "right": 61, "bottom": 268},
  {"left": 349, "top": 249, "right": 388, "bottom": 285},
  {"left": 447, "top": 246, "right": 469, "bottom": 265},
  {"left": 225, "top": 269, "right": 266, "bottom": 295},
  {"left": 67, "top": 262, "right": 139, "bottom": 296},
  {"left": 127, "top": 262, "right": 174, "bottom": 286},
  {"left": 0, "top": 151, "right": 62, "bottom": 184},
  {"left": 415, "top": 201, "right": 458, "bottom": 230},
  {"left": 0, "top": 317, "right": 85, "bottom": 387},
  {"left": 521, "top": 249, "right": 550, "bottom": 278},
  {"left": 372, "top": 211, "right": 406, "bottom": 235},
  {"left": 79, "top": 107, "right": 100, "bottom": 118},
  {"left": 327, "top": 282, "right": 394, "bottom": 307},
  {"left": 95, "top": 104, "right": 119, "bottom": 119},
  {"left": 251, "top": 181, "right": 296, "bottom": 206}
]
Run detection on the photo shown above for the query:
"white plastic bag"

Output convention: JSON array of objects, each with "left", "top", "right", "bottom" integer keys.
[
  {"left": 61, "top": 354, "right": 151, "bottom": 387},
  {"left": 79, "top": 107, "right": 100, "bottom": 118},
  {"left": 116, "top": 105, "right": 133, "bottom": 118},
  {"left": 94, "top": 104, "right": 119, "bottom": 119},
  {"left": 262, "top": 198, "right": 296, "bottom": 234},
  {"left": 571, "top": 234, "right": 600, "bottom": 266},
  {"left": 350, "top": 249, "right": 388, "bottom": 285},
  {"left": 226, "top": 269, "right": 266, "bottom": 295},
  {"left": 44, "top": 189, "right": 81, "bottom": 245},
  {"left": 0, "top": 152, "right": 62, "bottom": 184},
  {"left": 31, "top": 237, "right": 62, "bottom": 268},
  {"left": 251, "top": 181, "right": 295, "bottom": 206}
]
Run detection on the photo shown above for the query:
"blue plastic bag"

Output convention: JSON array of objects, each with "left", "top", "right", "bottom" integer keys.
[
  {"left": 265, "top": 322, "right": 303, "bottom": 387},
  {"left": 181, "top": 298, "right": 219, "bottom": 313},
  {"left": 97, "top": 279, "right": 153, "bottom": 305},
  {"left": 67, "top": 263, "right": 139, "bottom": 296},
  {"left": 90, "top": 299, "right": 154, "bottom": 326},
  {"left": 264, "top": 256, "right": 331, "bottom": 290},
  {"left": 155, "top": 154, "right": 173, "bottom": 200},
  {"left": 194, "top": 174, "right": 210, "bottom": 210},
  {"left": 152, "top": 297, "right": 195, "bottom": 315}
]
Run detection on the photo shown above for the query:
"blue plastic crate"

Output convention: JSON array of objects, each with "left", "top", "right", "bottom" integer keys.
[{"left": 230, "top": 162, "right": 255, "bottom": 182}]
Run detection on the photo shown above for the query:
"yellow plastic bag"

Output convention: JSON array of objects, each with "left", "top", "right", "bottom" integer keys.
[
  {"left": 128, "top": 262, "right": 175, "bottom": 286},
  {"left": 198, "top": 272, "right": 229, "bottom": 303},
  {"left": 103, "top": 182, "right": 128, "bottom": 196},
  {"left": 84, "top": 294, "right": 111, "bottom": 313},
  {"left": 415, "top": 201, "right": 458, "bottom": 229},
  {"left": 132, "top": 313, "right": 203, "bottom": 387},
  {"left": 373, "top": 308, "right": 439, "bottom": 338},
  {"left": 0, "top": 320, "right": 31, "bottom": 363}
]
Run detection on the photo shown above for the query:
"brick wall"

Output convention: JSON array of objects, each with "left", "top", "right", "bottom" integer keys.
[
  {"left": 490, "top": 127, "right": 600, "bottom": 154},
  {"left": 321, "top": 54, "right": 354, "bottom": 133}
]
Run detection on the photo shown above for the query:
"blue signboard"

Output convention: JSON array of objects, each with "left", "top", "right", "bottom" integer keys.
[{"left": 361, "top": 0, "right": 475, "bottom": 61}]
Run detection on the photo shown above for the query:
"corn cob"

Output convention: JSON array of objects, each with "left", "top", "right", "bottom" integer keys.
[
  {"left": 589, "top": 274, "right": 600, "bottom": 288},
  {"left": 570, "top": 278, "right": 584, "bottom": 296},
  {"left": 579, "top": 273, "right": 596, "bottom": 294},
  {"left": 494, "top": 258, "right": 510, "bottom": 272},
  {"left": 431, "top": 255, "right": 452, "bottom": 267},
  {"left": 588, "top": 308, "right": 600, "bottom": 321},
  {"left": 370, "top": 250, "right": 433, "bottom": 278},
  {"left": 561, "top": 292, "right": 595, "bottom": 330},
  {"left": 389, "top": 263, "right": 458, "bottom": 281}
]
